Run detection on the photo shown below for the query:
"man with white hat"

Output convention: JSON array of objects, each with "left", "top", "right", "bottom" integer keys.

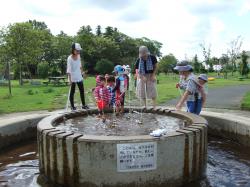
[
  {"left": 175, "top": 61, "right": 207, "bottom": 115},
  {"left": 67, "top": 43, "right": 89, "bottom": 110}
]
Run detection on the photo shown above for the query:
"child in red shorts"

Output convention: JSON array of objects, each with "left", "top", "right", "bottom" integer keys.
[{"left": 94, "top": 75, "right": 110, "bottom": 120}]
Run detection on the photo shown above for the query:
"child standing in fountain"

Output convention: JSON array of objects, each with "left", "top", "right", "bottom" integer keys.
[
  {"left": 112, "top": 65, "right": 129, "bottom": 115},
  {"left": 94, "top": 75, "right": 110, "bottom": 119},
  {"left": 107, "top": 76, "right": 116, "bottom": 109}
]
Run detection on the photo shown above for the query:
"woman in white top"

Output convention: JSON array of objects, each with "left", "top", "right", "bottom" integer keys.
[{"left": 67, "top": 43, "right": 89, "bottom": 110}]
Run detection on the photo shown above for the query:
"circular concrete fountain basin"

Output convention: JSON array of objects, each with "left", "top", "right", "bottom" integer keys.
[{"left": 37, "top": 107, "right": 208, "bottom": 187}]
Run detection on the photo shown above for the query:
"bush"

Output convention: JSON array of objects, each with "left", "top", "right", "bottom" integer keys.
[
  {"left": 94, "top": 59, "right": 114, "bottom": 74},
  {"left": 26, "top": 89, "right": 38, "bottom": 95},
  {"left": 27, "top": 89, "right": 34, "bottom": 95},
  {"left": 37, "top": 62, "right": 50, "bottom": 79},
  {"left": 43, "top": 88, "right": 54, "bottom": 93},
  {"left": 51, "top": 67, "right": 61, "bottom": 77}
]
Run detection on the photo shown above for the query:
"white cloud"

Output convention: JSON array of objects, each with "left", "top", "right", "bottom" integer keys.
[
  {"left": 0, "top": 0, "right": 250, "bottom": 60},
  {"left": 239, "top": 0, "right": 250, "bottom": 16}
]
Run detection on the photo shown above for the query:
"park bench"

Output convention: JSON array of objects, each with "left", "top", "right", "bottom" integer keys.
[
  {"left": 43, "top": 81, "right": 49, "bottom": 86},
  {"left": 30, "top": 81, "right": 42, "bottom": 86},
  {"left": 43, "top": 77, "right": 68, "bottom": 86}
]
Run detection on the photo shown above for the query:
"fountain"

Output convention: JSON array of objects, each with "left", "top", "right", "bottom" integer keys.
[{"left": 37, "top": 107, "right": 208, "bottom": 187}]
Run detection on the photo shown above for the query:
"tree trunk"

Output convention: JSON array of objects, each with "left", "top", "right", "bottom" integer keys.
[
  {"left": 19, "top": 62, "right": 23, "bottom": 86},
  {"left": 7, "top": 61, "right": 12, "bottom": 95},
  {"left": 224, "top": 71, "right": 227, "bottom": 79}
]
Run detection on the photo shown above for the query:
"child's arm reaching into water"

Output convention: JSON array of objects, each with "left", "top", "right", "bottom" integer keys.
[{"left": 176, "top": 90, "right": 190, "bottom": 110}]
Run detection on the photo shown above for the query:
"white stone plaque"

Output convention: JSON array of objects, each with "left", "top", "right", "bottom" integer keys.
[{"left": 117, "top": 142, "right": 157, "bottom": 172}]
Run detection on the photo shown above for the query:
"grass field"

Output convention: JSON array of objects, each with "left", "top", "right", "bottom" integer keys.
[
  {"left": 1, "top": 73, "right": 250, "bottom": 114},
  {"left": 0, "top": 77, "right": 96, "bottom": 114},
  {"left": 241, "top": 92, "right": 250, "bottom": 110}
]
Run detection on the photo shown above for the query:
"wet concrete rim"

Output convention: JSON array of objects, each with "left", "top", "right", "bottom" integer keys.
[{"left": 37, "top": 107, "right": 208, "bottom": 141}]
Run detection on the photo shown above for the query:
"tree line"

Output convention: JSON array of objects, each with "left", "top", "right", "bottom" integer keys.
[{"left": 0, "top": 20, "right": 162, "bottom": 85}]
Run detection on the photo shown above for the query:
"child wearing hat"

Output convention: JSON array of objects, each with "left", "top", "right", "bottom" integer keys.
[
  {"left": 176, "top": 73, "right": 207, "bottom": 115},
  {"left": 175, "top": 60, "right": 195, "bottom": 93},
  {"left": 112, "top": 65, "right": 129, "bottom": 115}
]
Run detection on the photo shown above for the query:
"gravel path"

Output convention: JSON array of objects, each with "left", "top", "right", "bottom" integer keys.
[{"left": 167, "top": 85, "right": 250, "bottom": 109}]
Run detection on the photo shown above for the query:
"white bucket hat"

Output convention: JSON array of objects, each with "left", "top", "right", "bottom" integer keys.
[{"left": 72, "top": 43, "right": 82, "bottom": 51}]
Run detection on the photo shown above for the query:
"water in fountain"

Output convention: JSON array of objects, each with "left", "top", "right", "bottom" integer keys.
[{"left": 56, "top": 112, "right": 183, "bottom": 136}]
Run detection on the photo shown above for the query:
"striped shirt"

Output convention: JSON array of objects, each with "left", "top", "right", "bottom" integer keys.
[{"left": 94, "top": 86, "right": 110, "bottom": 104}]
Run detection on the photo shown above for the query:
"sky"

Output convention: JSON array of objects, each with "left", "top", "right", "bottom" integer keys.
[{"left": 1, "top": 0, "right": 250, "bottom": 60}]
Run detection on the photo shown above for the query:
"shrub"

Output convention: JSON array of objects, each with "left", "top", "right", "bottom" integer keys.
[
  {"left": 43, "top": 88, "right": 54, "bottom": 93},
  {"left": 51, "top": 67, "right": 61, "bottom": 77},
  {"left": 37, "top": 62, "right": 50, "bottom": 79},
  {"left": 94, "top": 59, "right": 114, "bottom": 74},
  {"left": 27, "top": 89, "right": 34, "bottom": 95}
]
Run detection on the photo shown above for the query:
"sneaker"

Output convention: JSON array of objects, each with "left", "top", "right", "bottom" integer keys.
[
  {"left": 82, "top": 105, "right": 89, "bottom": 110},
  {"left": 71, "top": 107, "right": 77, "bottom": 111}
]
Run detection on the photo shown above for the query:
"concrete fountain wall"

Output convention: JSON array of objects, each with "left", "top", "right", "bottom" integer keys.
[
  {"left": 37, "top": 107, "right": 208, "bottom": 187},
  {"left": 202, "top": 111, "right": 250, "bottom": 147}
]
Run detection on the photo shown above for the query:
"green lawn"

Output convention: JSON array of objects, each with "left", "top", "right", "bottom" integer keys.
[
  {"left": 1, "top": 73, "right": 250, "bottom": 114},
  {"left": 0, "top": 77, "right": 96, "bottom": 114},
  {"left": 241, "top": 92, "right": 250, "bottom": 110}
]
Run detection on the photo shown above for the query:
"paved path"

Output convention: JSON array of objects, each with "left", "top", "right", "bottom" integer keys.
[{"left": 167, "top": 85, "right": 250, "bottom": 110}]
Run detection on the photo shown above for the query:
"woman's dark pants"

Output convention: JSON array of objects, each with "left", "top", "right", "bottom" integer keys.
[{"left": 69, "top": 81, "right": 86, "bottom": 108}]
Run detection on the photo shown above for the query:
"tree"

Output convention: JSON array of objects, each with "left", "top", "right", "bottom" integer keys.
[
  {"left": 4, "top": 22, "right": 44, "bottom": 85},
  {"left": 200, "top": 42, "right": 211, "bottom": 71},
  {"left": 104, "top": 26, "right": 114, "bottom": 38},
  {"left": 240, "top": 50, "right": 249, "bottom": 77},
  {"left": 26, "top": 20, "right": 54, "bottom": 75},
  {"left": 219, "top": 54, "right": 230, "bottom": 79},
  {"left": 158, "top": 54, "right": 177, "bottom": 74},
  {"left": 94, "top": 59, "right": 114, "bottom": 74},
  {"left": 0, "top": 27, "right": 7, "bottom": 77},
  {"left": 77, "top": 25, "right": 93, "bottom": 36},
  {"left": 37, "top": 62, "right": 49, "bottom": 79},
  {"left": 227, "top": 36, "right": 243, "bottom": 76},
  {"left": 52, "top": 31, "right": 73, "bottom": 75},
  {"left": 28, "top": 20, "right": 48, "bottom": 30},
  {"left": 0, "top": 35, "right": 12, "bottom": 95},
  {"left": 192, "top": 54, "right": 201, "bottom": 73},
  {"left": 136, "top": 37, "right": 162, "bottom": 57},
  {"left": 96, "top": 25, "right": 102, "bottom": 36},
  {"left": 1, "top": 22, "right": 163, "bottom": 78},
  {"left": 92, "top": 37, "right": 120, "bottom": 67}
]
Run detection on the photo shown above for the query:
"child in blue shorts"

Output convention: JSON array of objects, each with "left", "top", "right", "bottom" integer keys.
[
  {"left": 106, "top": 76, "right": 116, "bottom": 108},
  {"left": 176, "top": 72, "right": 207, "bottom": 115}
]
